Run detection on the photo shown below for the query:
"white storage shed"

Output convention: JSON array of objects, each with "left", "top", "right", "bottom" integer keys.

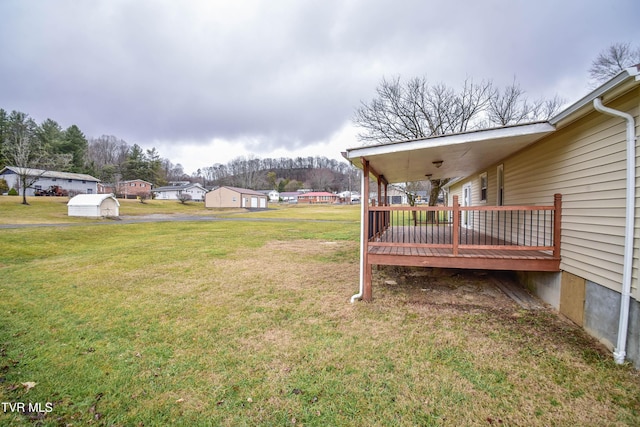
[{"left": 67, "top": 194, "right": 120, "bottom": 218}]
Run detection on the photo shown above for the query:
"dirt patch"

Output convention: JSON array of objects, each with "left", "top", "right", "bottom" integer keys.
[
  {"left": 373, "top": 266, "right": 539, "bottom": 311},
  {"left": 262, "top": 239, "right": 352, "bottom": 257}
]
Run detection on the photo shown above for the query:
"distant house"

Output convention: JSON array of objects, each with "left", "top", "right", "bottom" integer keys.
[
  {"left": 152, "top": 183, "right": 207, "bottom": 201},
  {"left": 280, "top": 191, "right": 301, "bottom": 203},
  {"left": 97, "top": 183, "right": 115, "bottom": 194},
  {"left": 0, "top": 166, "right": 99, "bottom": 196},
  {"left": 117, "top": 179, "right": 153, "bottom": 199},
  {"left": 205, "top": 186, "right": 268, "bottom": 208},
  {"left": 67, "top": 194, "right": 119, "bottom": 218},
  {"left": 297, "top": 191, "right": 338, "bottom": 204},
  {"left": 337, "top": 190, "right": 361, "bottom": 203},
  {"left": 268, "top": 190, "right": 280, "bottom": 202}
]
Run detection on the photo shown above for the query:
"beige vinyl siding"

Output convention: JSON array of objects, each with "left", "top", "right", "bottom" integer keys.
[
  {"left": 449, "top": 172, "right": 494, "bottom": 206},
  {"left": 205, "top": 187, "right": 242, "bottom": 208},
  {"left": 450, "top": 88, "right": 639, "bottom": 297}
]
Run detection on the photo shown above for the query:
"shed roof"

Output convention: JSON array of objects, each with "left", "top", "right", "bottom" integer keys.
[
  {"left": 218, "top": 186, "right": 266, "bottom": 197},
  {"left": 67, "top": 193, "right": 120, "bottom": 207}
]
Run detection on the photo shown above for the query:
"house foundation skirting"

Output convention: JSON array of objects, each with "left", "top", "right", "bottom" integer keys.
[{"left": 518, "top": 270, "right": 639, "bottom": 369}]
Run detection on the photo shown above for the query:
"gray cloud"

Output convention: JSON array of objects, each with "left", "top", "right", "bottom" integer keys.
[{"left": 1, "top": 0, "right": 639, "bottom": 170}]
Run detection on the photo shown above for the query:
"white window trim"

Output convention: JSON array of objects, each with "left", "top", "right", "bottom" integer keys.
[
  {"left": 479, "top": 172, "right": 488, "bottom": 204},
  {"left": 462, "top": 183, "right": 472, "bottom": 228},
  {"left": 497, "top": 164, "right": 504, "bottom": 206}
]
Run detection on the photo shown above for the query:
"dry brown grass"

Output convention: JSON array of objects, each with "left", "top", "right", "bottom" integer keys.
[{"left": 1, "top": 218, "right": 639, "bottom": 426}]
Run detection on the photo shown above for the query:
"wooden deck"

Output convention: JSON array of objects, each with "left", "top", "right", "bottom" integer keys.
[
  {"left": 357, "top": 157, "right": 562, "bottom": 301},
  {"left": 366, "top": 195, "right": 562, "bottom": 273},
  {"left": 369, "top": 224, "right": 559, "bottom": 271}
]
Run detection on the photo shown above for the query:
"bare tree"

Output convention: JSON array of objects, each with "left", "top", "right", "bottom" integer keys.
[
  {"left": 87, "top": 135, "right": 129, "bottom": 168},
  {"left": 354, "top": 76, "right": 495, "bottom": 144},
  {"left": 2, "top": 111, "right": 53, "bottom": 204},
  {"left": 488, "top": 79, "right": 564, "bottom": 125},
  {"left": 86, "top": 135, "right": 129, "bottom": 183},
  {"left": 589, "top": 42, "right": 640, "bottom": 86},
  {"left": 306, "top": 168, "right": 335, "bottom": 191},
  {"left": 354, "top": 76, "right": 494, "bottom": 203},
  {"left": 354, "top": 75, "right": 563, "bottom": 204}
]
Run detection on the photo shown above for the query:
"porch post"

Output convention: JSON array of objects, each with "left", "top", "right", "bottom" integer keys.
[
  {"left": 362, "top": 159, "right": 373, "bottom": 301},
  {"left": 452, "top": 195, "right": 459, "bottom": 256},
  {"left": 383, "top": 182, "right": 388, "bottom": 206},
  {"left": 553, "top": 193, "right": 562, "bottom": 258}
]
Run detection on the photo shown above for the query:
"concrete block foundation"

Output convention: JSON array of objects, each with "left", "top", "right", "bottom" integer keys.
[{"left": 517, "top": 271, "right": 639, "bottom": 369}]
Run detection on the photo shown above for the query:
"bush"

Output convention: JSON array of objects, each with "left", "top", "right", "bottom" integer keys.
[
  {"left": 0, "top": 179, "right": 8, "bottom": 194},
  {"left": 8, "top": 187, "right": 18, "bottom": 196},
  {"left": 177, "top": 193, "right": 192, "bottom": 204}
]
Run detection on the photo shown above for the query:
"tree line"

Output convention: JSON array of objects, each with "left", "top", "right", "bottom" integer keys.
[
  {"left": 196, "top": 156, "right": 358, "bottom": 192},
  {"left": 0, "top": 110, "right": 358, "bottom": 197}
]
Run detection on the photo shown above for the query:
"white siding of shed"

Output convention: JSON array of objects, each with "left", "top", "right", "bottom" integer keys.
[{"left": 68, "top": 194, "right": 119, "bottom": 217}]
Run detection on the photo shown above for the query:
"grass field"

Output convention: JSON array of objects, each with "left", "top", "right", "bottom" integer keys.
[{"left": 1, "top": 197, "right": 639, "bottom": 426}]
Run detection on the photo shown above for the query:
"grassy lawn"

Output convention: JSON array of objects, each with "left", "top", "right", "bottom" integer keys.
[
  {"left": 0, "top": 198, "right": 639, "bottom": 425},
  {"left": 0, "top": 196, "right": 217, "bottom": 225},
  {"left": 0, "top": 197, "right": 360, "bottom": 224}
]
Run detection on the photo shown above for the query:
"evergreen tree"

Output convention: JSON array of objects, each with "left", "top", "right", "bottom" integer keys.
[
  {"left": 37, "top": 119, "right": 64, "bottom": 154},
  {"left": 61, "top": 125, "right": 88, "bottom": 172},
  {"left": 0, "top": 109, "right": 7, "bottom": 169},
  {"left": 122, "top": 144, "right": 149, "bottom": 181}
]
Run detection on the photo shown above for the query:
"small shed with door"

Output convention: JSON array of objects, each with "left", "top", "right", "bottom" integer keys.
[
  {"left": 67, "top": 193, "right": 120, "bottom": 218},
  {"left": 205, "top": 186, "right": 268, "bottom": 209}
]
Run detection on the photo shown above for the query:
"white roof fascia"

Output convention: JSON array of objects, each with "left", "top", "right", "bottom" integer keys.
[
  {"left": 550, "top": 66, "right": 640, "bottom": 127},
  {"left": 346, "top": 122, "right": 555, "bottom": 160}
]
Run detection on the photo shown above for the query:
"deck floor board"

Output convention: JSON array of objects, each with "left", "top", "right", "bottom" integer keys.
[{"left": 368, "top": 225, "right": 558, "bottom": 270}]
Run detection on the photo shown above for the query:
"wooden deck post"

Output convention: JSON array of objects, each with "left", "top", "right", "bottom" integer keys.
[
  {"left": 553, "top": 193, "right": 562, "bottom": 258},
  {"left": 452, "top": 195, "right": 459, "bottom": 256},
  {"left": 362, "top": 159, "right": 372, "bottom": 302}
]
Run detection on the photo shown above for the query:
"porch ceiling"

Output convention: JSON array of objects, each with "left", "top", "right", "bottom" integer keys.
[{"left": 345, "top": 122, "right": 555, "bottom": 184}]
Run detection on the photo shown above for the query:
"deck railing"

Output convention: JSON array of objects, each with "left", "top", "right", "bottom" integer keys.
[{"left": 368, "top": 194, "right": 562, "bottom": 257}]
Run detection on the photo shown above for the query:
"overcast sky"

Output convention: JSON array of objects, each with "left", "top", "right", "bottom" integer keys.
[{"left": 1, "top": 0, "right": 639, "bottom": 174}]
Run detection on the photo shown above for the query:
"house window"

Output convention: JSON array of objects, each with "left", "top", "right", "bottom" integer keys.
[
  {"left": 497, "top": 164, "right": 504, "bottom": 206},
  {"left": 130, "top": 183, "right": 135, "bottom": 186},
  {"left": 480, "top": 173, "right": 487, "bottom": 202}
]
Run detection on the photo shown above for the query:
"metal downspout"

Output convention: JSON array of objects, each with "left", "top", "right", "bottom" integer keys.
[
  {"left": 593, "top": 97, "right": 637, "bottom": 364},
  {"left": 350, "top": 167, "right": 366, "bottom": 303}
]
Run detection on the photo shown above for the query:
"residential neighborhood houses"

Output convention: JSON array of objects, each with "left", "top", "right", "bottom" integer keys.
[
  {"left": 152, "top": 182, "right": 208, "bottom": 202},
  {"left": 0, "top": 165, "right": 358, "bottom": 209},
  {"left": 117, "top": 179, "right": 153, "bottom": 199}
]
